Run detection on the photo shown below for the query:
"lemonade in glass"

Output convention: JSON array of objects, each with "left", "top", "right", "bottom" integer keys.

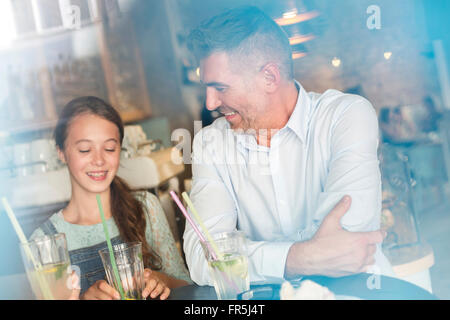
[
  {"left": 20, "top": 233, "right": 72, "bottom": 300},
  {"left": 201, "top": 231, "right": 250, "bottom": 300}
]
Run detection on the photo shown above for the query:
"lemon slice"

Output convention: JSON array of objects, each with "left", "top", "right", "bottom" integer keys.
[{"left": 43, "top": 267, "right": 58, "bottom": 273}]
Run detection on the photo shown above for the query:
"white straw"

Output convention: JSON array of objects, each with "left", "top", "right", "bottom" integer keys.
[
  {"left": 1, "top": 197, "right": 54, "bottom": 299},
  {"left": 1, "top": 198, "right": 38, "bottom": 267},
  {"left": 181, "top": 192, "right": 224, "bottom": 260}
]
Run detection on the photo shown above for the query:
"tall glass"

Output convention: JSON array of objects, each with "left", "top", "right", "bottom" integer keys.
[
  {"left": 99, "top": 242, "right": 145, "bottom": 300},
  {"left": 201, "top": 231, "right": 250, "bottom": 300},
  {"left": 20, "top": 233, "right": 72, "bottom": 300}
]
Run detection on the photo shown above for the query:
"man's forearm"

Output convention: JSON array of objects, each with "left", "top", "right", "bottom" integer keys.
[
  {"left": 284, "top": 196, "right": 384, "bottom": 279},
  {"left": 284, "top": 241, "right": 315, "bottom": 279}
]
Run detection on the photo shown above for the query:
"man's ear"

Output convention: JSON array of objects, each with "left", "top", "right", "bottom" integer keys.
[
  {"left": 57, "top": 147, "right": 66, "bottom": 164},
  {"left": 261, "top": 63, "right": 281, "bottom": 93}
]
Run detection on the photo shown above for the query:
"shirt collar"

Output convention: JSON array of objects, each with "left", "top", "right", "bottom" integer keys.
[{"left": 285, "top": 80, "right": 312, "bottom": 144}]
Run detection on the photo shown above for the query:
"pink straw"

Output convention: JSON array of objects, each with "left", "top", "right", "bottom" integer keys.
[
  {"left": 169, "top": 191, "right": 218, "bottom": 260},
  {"left": 169, "top": 191, "right": 240, "bottom": 294}
]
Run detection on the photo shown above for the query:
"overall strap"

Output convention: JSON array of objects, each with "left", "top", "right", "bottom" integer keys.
[
  {"left": 39, "top": 218, "right": 59, "bottom": 236},
  {"left": 68, "top": 235, "right": 124, "bottom": 294},
  {"left": 68, "top": 235, "right": 124, "bottom": 257}
]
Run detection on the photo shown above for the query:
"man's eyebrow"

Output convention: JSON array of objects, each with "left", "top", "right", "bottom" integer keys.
[{"left": 202, "top": 81, "right": 229, "bottom": 88}]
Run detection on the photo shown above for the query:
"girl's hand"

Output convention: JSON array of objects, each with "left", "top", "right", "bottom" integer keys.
[
  {"left": 81, "top": 280, "right": 121, "bottom": 300},
  {"left": 142, "top": 269, "right": 170, "bottom": 300}
]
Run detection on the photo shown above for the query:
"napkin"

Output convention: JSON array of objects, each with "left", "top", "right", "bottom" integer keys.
[{"left": 280, "top": 280, "right": 336, "bottom": 300}]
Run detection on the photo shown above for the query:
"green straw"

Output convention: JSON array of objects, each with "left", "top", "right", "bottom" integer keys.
[
  {"left": 1, "top": 197, "right": 54, "bottom": 300},
  {"left": 96, "top": 194, "right": 125, "bottom": 300}
]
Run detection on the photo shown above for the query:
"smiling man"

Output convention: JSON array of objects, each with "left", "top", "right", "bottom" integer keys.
[{"left": 183, "top": 6, "right": 393, "bottom": 285}]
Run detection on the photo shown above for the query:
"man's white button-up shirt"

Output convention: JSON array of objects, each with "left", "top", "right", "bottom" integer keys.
[{"left": 183, "top": 81, "right": 393, "bottom": 285}]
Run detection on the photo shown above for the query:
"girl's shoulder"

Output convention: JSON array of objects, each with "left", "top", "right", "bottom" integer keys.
[
  {"left": 133, "top": 191, "right": 160, "bottom": 211},
  {"left": 29, "top": 211, "right": 63, "bottom": 240},
  {"left": 134, "top": 190, "right": 157, "bottom": 202}
]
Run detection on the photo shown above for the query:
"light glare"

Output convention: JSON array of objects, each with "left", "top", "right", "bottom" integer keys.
[{"left": 0, "top": 0, "right": 17, "bottom": 49}]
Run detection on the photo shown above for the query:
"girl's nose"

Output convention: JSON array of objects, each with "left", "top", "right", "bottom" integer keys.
[{"left": 92, "top": 151, "right": 105, "bottom": 166}]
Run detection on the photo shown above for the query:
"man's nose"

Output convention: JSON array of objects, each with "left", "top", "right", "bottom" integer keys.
[{"left": 205, "top": 87, "right": 221, "bottom": 111}]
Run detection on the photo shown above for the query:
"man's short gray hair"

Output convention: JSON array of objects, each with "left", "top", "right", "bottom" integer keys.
[{"left": 187, "top": 6, "right": 294, "bottom": 80}]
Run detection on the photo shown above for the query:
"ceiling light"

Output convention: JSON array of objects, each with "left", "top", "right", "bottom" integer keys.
[
  {"left": 289, "top": 34, "right": 315, "bottom": 45},
  {"left": 283, "top": 9, "right": 298, "bottom": 19},
  {"left": 332, "top": 57, "right": 341, "bottom": 67},
  {"left": 292, "top": 52, "right": 307, "bottom": 60},
  {"left": 275, "top": 10, "right": 320, "bottom": 26}
]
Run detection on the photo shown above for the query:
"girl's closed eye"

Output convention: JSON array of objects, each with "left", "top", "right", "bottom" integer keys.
[
  {"left": 104, "top": 142, "right": 118, "bottom": 153},
  {"left": 79, "top": 149, "right": 90, "bottom": 153}
]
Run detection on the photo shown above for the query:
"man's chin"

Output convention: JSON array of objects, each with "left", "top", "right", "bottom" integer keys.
[
  {"left": 229, "top": 124, "right": 246, "bottom": 132},
  {"left": 227, "top": 119, "right": 245, "bottom": 131}
]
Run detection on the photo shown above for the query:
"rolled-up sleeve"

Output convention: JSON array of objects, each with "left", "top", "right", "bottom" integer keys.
[
  {"left": 312, "top": 98, "right": 382, "bottom": 232},
  {"left": 309, "top": 97, "right": 393, "bottom": 275},
  {"left": 245, "top": 240, "right": 293, "bottom": 282}
]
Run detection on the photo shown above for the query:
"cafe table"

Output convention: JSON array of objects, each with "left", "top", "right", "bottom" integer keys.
[{"left": 169, "top": 273, "right": 437, "bottom": 300}]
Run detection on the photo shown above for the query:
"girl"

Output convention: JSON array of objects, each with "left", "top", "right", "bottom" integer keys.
[{"left": 30, "top": 96, "right": 191, "bottom": 300}]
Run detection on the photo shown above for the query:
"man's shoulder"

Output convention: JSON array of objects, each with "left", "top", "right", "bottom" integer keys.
[
  {"left": 309, "top": 89, "right": 375, "bottom": 119},
  {"left": 191, "top": 117, "right": 238, "bottom": 164},
  {"left": 312, "top": 89, "right": 372, "bottom": 109},
  {"left": 193, "top": 117, "right": 231, "bottom": 146}
]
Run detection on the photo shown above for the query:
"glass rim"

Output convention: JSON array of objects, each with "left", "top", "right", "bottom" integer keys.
[
  {"left": 20, "top": 233, "right": 67, "bottom": 247},
  {"left": 204, "top": 230, "right": 245, "bottom": 243},
  {"left": 98, "top": 241, "right": 142, "bottom": 255}
]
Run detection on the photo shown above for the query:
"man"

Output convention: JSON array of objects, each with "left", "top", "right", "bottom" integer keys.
[{"left": 183, "top": 6, "right": 393, "bottom": 285}]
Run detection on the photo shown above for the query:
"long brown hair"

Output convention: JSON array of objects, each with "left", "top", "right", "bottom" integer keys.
[{"left": 54, "top": 96, "right": 162, "bottom": 270}]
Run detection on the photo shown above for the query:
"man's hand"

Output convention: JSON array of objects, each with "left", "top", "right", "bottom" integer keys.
[{"left": 285, "top": 195, "right": 385, "bottom": 278}]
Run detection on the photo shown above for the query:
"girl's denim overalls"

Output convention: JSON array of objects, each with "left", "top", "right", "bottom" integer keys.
[{"left": 39, "top": 219, "right": 123, "bottom": 295}]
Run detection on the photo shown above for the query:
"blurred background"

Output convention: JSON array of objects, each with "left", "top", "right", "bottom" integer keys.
[{"left": 0, "top": 0, "right": 449, "bottom": 299}]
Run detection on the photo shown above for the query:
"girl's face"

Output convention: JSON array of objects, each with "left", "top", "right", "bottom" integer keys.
[{"left": 58, "top": 113, "right": 121, "bottom": 195}]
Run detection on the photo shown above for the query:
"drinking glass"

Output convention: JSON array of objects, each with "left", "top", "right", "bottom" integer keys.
[
  {"left": 201, "top": 231, "right": 250, "bottom": 300},
  {"left": 99, "top": 242, "right": 145, "bottom": 300},
  {"left": 20, "top": 233, "right": 72, "bottom": 300}
]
